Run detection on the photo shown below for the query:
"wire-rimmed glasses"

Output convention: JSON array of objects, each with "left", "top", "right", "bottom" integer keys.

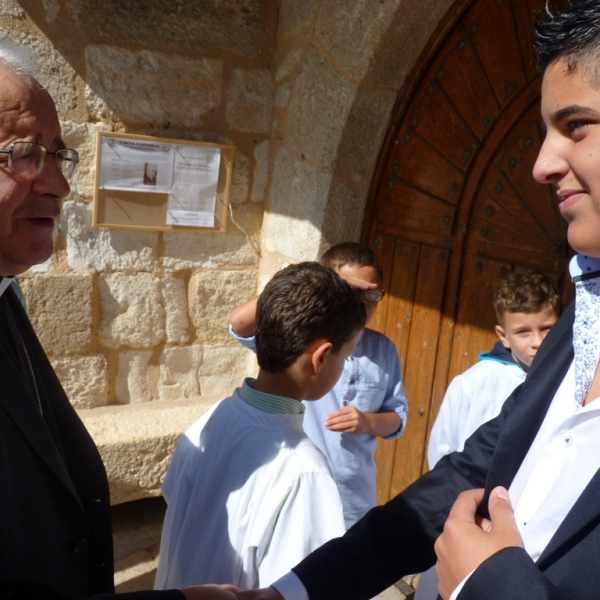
[
  {"left": 0, "top": 141, "right": 79, "bottom": 179},
  {"left": 359, "top": 289, "right": 386, "bottom": 303}
]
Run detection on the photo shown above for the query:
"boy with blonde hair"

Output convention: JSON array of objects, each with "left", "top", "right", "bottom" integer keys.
[{"left": 427, "top": 270, "right": 561, "bottom": 468}]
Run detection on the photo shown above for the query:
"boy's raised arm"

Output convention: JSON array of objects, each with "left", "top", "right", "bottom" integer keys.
[{"left": 230, "top": 295, "right": 259, "bottom": 338}]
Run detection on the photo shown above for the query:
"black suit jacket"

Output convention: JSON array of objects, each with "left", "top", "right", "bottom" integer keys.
[
  {"left": 294, "top": 303, "right": 595, "bottom": 600},
  {"left": 0, "top": 287, "right": 182, "bottom": 600}
]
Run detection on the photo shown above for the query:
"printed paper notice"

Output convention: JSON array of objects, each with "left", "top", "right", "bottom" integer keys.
[
  {"left": 99, "top": 137, "right": 174, "bottom": 193},
  {"left": 166, "top": 146, "right": 221, "bottom": 227}
]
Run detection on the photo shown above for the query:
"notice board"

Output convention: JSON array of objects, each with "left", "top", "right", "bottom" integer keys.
[{"left": 93, "top": 131, "right": 234, "bottom": 232}]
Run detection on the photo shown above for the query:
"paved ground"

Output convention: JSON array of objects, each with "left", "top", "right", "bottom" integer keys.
[{"left": 373, "top": 575, "right": 418, "bottom": 600}]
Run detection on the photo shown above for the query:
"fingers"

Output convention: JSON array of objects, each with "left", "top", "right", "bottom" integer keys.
[
  {"left": 325, "top": 407, "right": 366, "bottom": 433},
  {"left": 343, "top": 276, "right": 379, "bottom": 290},
  {"left": 447, "top": 488, "right": 485, "bottom": 522}
]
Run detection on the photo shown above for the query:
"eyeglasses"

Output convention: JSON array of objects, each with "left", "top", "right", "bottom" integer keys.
[
  {"left": 359, "top": 289, "right": 386, "bottom": 303},
  {"left": 0, "top": 141, "right": 79, "bottom": 179}
]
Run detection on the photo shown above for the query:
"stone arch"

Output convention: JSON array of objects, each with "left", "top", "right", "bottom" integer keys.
[{"left": 259, "top": 0, "right": 457, "bottom": 271}]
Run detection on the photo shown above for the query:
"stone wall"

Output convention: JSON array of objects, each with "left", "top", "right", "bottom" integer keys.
[
  {"left": 9, "top": 0, "right": 275, "bottom": 412},
  {"left": 4, "top": 0, "right": 456, "bottom": 504}
]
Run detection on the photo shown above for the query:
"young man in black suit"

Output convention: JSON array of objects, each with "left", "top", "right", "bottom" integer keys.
[{"left": 235, "top": 2, "right": 600, "bottom": 599}]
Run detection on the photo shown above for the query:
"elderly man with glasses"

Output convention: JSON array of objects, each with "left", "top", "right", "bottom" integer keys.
[{"left": 0, "top": 40, "right": 237, "bottom": 600}]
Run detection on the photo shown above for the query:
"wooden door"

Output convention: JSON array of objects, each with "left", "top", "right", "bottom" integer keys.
[{"left": 365, "top": 0, "right": 572, "bottom": 503}]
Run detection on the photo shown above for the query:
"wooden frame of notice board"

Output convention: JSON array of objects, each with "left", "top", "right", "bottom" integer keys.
[{"left": 92, "top": 131, "right": 234, "bottom": 233}]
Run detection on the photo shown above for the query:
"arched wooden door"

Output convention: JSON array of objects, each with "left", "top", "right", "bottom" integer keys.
[{"left": 365, "top": 0, "right": 572, "bottom": 503}]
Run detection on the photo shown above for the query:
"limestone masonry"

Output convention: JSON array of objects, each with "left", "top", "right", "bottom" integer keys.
[{"left": 7, "top": 0, "right": 453, "bottom": 505}]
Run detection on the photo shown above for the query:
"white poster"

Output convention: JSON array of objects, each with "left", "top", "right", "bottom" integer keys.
[
  {"left": 99, "top": 137, "right": 174, "bottom": 193},
  {"left": 166, "top": 145, "right": 221, "bottom": 228}
]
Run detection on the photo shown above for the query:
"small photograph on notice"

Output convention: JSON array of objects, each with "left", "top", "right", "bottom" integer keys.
[{"left": 143, "top": 163, "right": 158, "bottom": 186}]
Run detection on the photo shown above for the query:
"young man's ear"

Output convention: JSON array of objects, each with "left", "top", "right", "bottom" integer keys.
[
  {"left": 495, "top": 324, "right": 510, "bottom": 349},
  {"left": 310, "top": 340, "right": 333, "bottom": 374}
]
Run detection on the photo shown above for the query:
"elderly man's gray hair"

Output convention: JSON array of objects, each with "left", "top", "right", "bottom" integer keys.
[{"left": 0, "top": 38, "right": 39, "bottom": 88}]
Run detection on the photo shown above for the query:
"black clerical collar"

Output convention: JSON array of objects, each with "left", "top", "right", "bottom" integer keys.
[{"left": 0, "top": 277, "right": 14, "bottom": 298}]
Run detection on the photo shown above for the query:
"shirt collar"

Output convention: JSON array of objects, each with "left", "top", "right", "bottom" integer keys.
[
  {"left": 0, "top": 277, "right": 14, "bottom": 297},
  {"left": 238, "top": 378, "right": 305, "bottom": 415},
  {"left": 570, "top": 254, "right": 600, "bottom": 282}
]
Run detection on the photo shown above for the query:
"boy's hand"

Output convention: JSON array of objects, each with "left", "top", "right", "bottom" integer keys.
[
  {"left": 342, "top": 275, "right": 379, "bottom": 291},
  {"left": 182, "top": 584, "right": 241, "bottom": 600},
  {"left": 434, "top": 487, "right": 524, "bottom": 600},
  {"left": 325, "top": 406, "right": 371, "bottom": 435}
]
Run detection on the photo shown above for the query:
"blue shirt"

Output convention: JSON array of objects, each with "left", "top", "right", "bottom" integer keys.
[{"left": 230, "top": 326, "right": 408, "bottom": 527}]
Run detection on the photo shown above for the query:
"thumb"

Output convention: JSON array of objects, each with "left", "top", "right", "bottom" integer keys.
[
  {"left": 488, "top": 486, "right": 523, "bottom": 546},
  {"left": 488, "top": 487, "right": 515, "bottom": 522}
]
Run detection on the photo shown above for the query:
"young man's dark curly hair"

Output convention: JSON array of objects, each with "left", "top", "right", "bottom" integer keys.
[{"left": 255, "top": 262, "right": 366, "bottom": 374}]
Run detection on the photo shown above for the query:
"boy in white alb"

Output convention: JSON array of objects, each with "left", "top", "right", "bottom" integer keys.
[
  {"left": 416, "top": 270, "right": 560, "bottom": 600},
  {"left": 427, "top": 271, "right": 560, "bottom": 468},
  {"left": 155, "top": 263, "right": 366, "bottom": 591},
  {"left": 230, "top": 243, "right": 408, "bottom": 528}
]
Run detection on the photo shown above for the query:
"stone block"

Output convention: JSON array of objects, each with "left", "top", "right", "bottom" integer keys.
[
  {"left": 315, "top": 0, "right": 401, "bottom": 81},
  {"left": 158, "top": 344, "right": 253, "bottom": 401},
  {"left": 59, "top": 122, "right": 99, "bottom": 201},
  {"left": 157, "top": 346, "right": 202, "bottom": 401},
  {"left": 50, "top": 354, "right": 109, "bottom": 409},
  {"left": 69, "top": 0, "right": 267, "bottom": 57},
  {"left": 63, "top": 201, "right": 159, "bottom": 272},
  {"left": 334, "top": 87, "right": 397, "bottom": 176},
  {"left": 0, "top": 28, "right": 78, "bottom": 114},
  {"left": 251, "top": 140, "right": 270, "bottom": 203},
  {"left": 78, "top": 395, "right": 222, "bottom": 504},
  {"left": 162, "top": 206, "right": 262, "bottom": 271},
  {"left": 280, "top": 0, "right": 320, "bottom": 37},
  {"left": 230, "top": 150, "right": 250, "bottom": 205},
  {"left": 162, "top": 278, "right": 189, "bottom": 344},
  {"left": 226, "top": 68, "right": 274, "bottom": 134},
  {"left": 100, "top": 273, "right": 165, "bottom": 349},
  {"left": 320, "top": 177, "right": 366, "bottom": 248},
  {"left": 116, "top": 351, "right": 153, "bottom": 404},
  {"left": 41, "top": 0, "right": 60, "bottom": 21},
  {"left": 198, "top": 344, "right": 256, "bottom": 395},
  {"left": 0, "top": 0, "right": 24, "bottom": 16},
  {"left": 362, "top": 0, "right": 455, "bottom": 88},
  {"left": 26, "top": 273, "right": 93, "bottom": 354},
  {"left": 275, "top": 84, "right": 291, "bottom": 108},
  {"left": 190, "top": 270, "right": 258, "bottom": 343},
  {"left": 287, "top": 45, "right": 356, "bottom": 169},
  {"left": 275, "top": 47, "right": 304, "bottom": 82},
  {"left": 264, "top": 147, "right": 331, "bottom": 260},
  {"left": 85, "top": 45, "right": 223, "bottom": 126}
]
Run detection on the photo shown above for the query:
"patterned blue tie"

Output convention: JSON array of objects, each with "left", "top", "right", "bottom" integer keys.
[{"left": 571, "top": 255, "right": 600, "bottom": 406}]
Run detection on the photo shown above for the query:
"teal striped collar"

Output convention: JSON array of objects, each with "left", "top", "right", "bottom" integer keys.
[{"left": 238, "top": 378, "right": 305, "bottom": 415}]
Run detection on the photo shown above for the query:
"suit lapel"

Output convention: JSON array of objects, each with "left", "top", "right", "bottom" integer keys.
[
  {"left": 0, "top": 299, "right": 80, "bottom": 502},
  {"left": 484, "top": 304, "right": 575, "bottom": 495}
]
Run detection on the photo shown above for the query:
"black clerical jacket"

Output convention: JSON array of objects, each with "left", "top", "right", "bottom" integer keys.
[
  {"left": 294, "top": 303, "right": 600, "bottom": 600},
  {"left": 0, "top": 286, "right": 182, "bottom": 600}
]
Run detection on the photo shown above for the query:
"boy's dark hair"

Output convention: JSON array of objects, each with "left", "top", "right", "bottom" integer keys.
[
  {"left": 493, "top": 270, "right": 561, "bottom": 323},
  {"left": 535, "top": 0, "right": 600, "bottom": 79},
  {"left": 255, "top": 262, "right": 366, "bottom": 374},
  {"left": 320, "top": 242, "right": 383, "bottom": 280}
]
